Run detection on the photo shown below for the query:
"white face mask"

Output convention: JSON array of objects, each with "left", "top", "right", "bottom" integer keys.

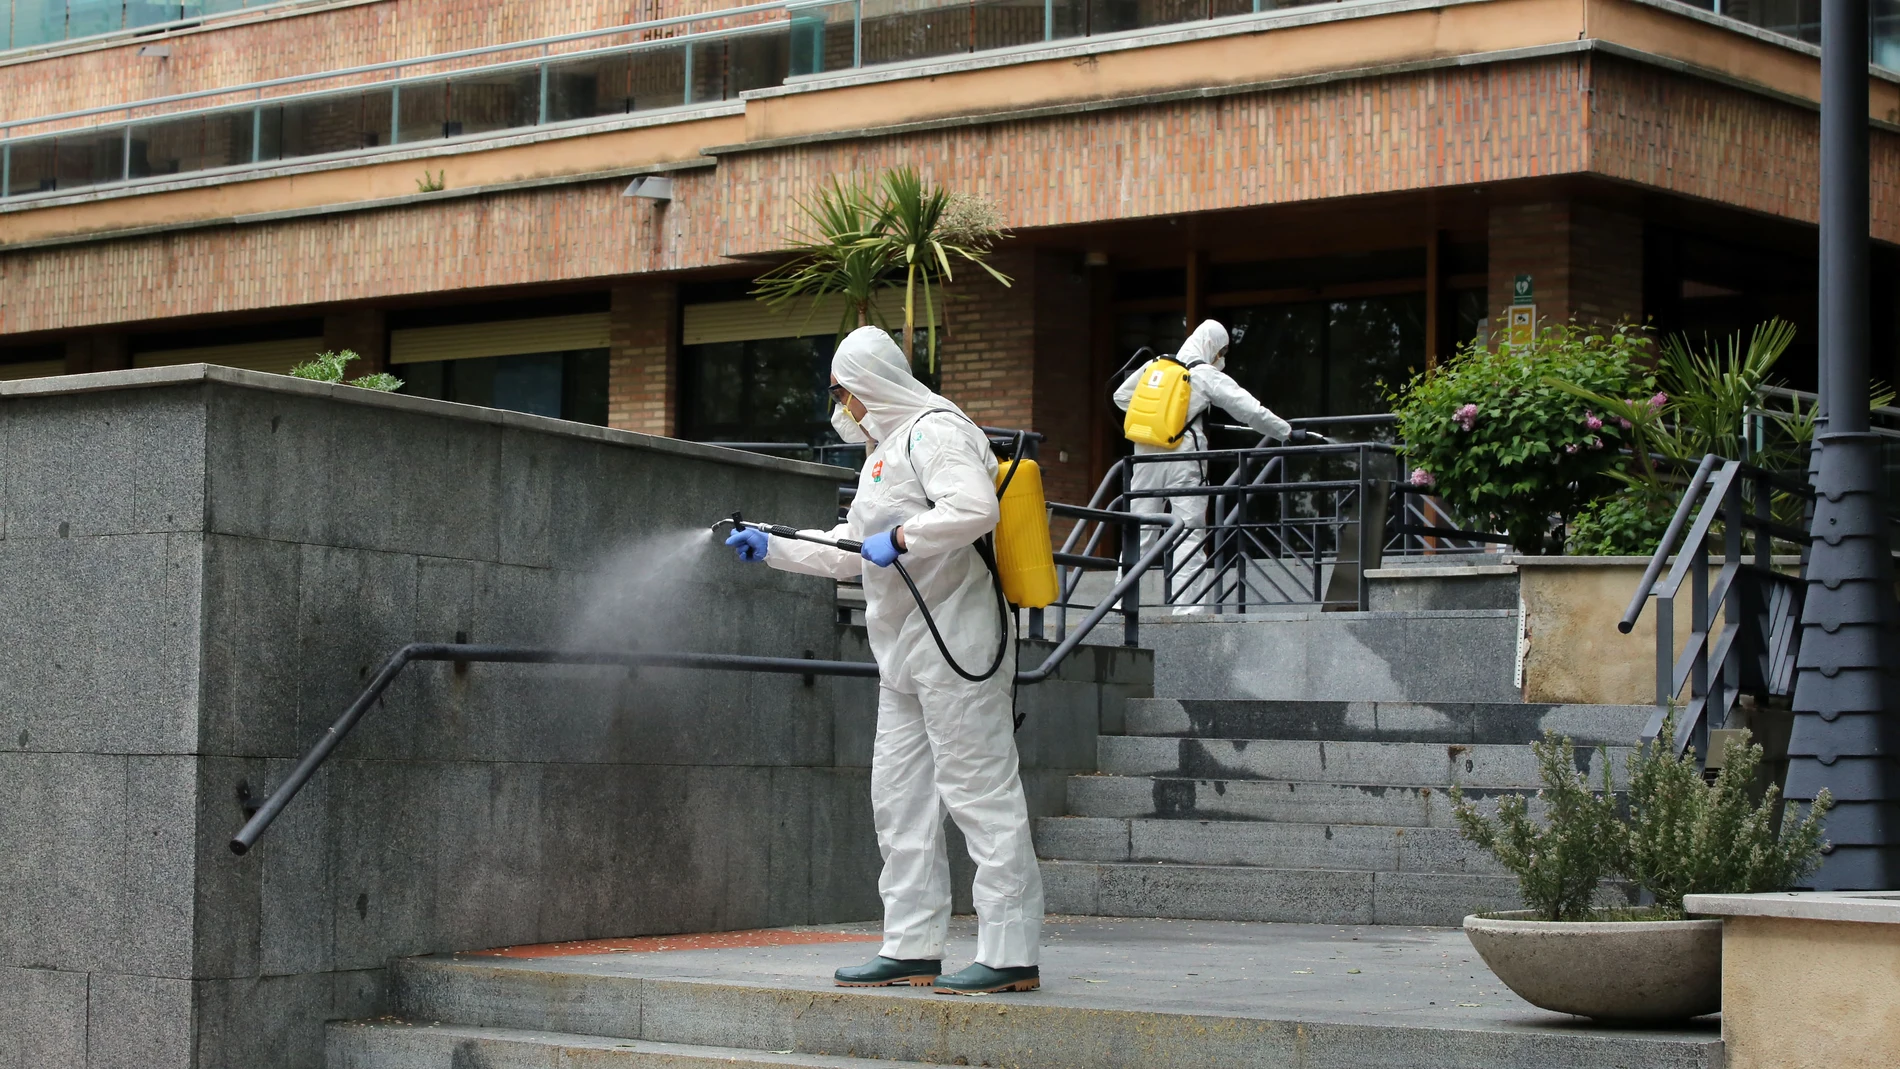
[{"left": 830, "top": 402, "right": 868, "bottom": 444}]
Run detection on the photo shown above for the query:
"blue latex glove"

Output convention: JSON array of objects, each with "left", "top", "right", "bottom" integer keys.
[
  {"left": 725, "top": 527, "right": 769, "bottom": 562},
  {"left": 862, "top": 529, "right": 905, "bottom": 568}
]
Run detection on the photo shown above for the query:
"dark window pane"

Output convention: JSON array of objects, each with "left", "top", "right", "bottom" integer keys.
[
  {"left": 274, "top": 90, "right": 393, "bottom": 158},
  {"left": 626, "top": 45, "right": 687, "bottom": 110},
  {"left": 1222, "top": 304, "right": 1325, "bottom": 420},
  {"left": 4, "top": 139, "right": 58, "bottom": 196},
  {"left": 789, "top": 1, "right": 859, "bottom": 74},
  {"left": 395, "top": 81, "right": 449, "bottom": 143},
  {"left": 493, "top": 353, "right": 564, "bottom": 417},
  {"left": 689, "top": 40, "right": 728, "bottom": 103},
  {"left": 547, "top": 55, "right": 636, "bottom": 121},
  {"left": 1325, "top": 296, "right": 1424, "bottom": 416},
  {"left": 129, "top": 109, "right": 254, "bottom": 179},
  {"left": 563, "top": 349, "right": 610, "bottom": 425},
  {"left": 1115, "top": 311, "right": 1187, "bottom": 361},
  {"left": 449, "top": 358, "right": 495, "bottom": 408},
  {"left": 682, "top": 335, "right": 836, "bottom": 444},
  {"left": 53, "top": 128, "right": 124, "bottom": 191},
  {"left": 729, "top": 27, "right": 792, "bottom": 92},
  {"left": 1049, "top": 0, "right": 1084, "bottom": 38},
  {"left": 447, "top": 68, "right": 539, "bottom": 136},
  {"left": 401, "top": 361, "right": 448, "bottom": 401},
  {"left": 860, "top": 0, "right": 971, "bottom": 66},
  {"left": 973, "top": 0, "right": 1046, "bottom": 51}
]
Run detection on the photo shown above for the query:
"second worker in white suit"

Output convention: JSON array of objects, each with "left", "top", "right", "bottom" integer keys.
[
  {"left": 722, "top": 326, "right": 1044, "bottom": 996},
  {"left": 1113, "top": 319, "right": 1292, "bottom": 605}
]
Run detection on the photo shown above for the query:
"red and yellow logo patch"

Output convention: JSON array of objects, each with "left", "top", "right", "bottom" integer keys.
[{"left": 871, "top": 460, "right": 884, "bottom": 483}]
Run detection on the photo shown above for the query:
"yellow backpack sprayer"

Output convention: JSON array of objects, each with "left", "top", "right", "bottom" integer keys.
[
  {"left": 719, "top": 417, "right": 1058, "bottom": 690},
  {"left": 1121, "top": 352, "right": 1196, "bottom": 448}
]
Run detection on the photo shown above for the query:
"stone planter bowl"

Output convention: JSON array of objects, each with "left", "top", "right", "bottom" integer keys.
[{"left": 1464, "top": 910, "right": 1722, "bottom": 1022}]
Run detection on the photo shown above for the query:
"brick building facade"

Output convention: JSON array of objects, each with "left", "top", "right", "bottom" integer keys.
[{"left": 3, "top": 0, "right": 1897, "bottom": 500}]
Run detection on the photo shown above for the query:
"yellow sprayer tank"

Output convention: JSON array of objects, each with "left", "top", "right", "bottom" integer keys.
[{"left": 993, "top": 459, "right": 1059, "bottom": 609}]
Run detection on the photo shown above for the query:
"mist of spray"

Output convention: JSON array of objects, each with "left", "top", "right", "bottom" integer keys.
[{"left": 563, "top": 526, "right": 719, "bottom": 654}]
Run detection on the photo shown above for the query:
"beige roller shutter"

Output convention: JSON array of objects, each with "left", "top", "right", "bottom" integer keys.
[
  {"left": 390, "top": 313, "right": 612, "bottom": 365},
  {"left": 683, "top": 294, "right": 942, "bottom": 347},
  {"left": 133, "top": 338, "right": 325, "bottom": 376},
  {"left": 0, "top": 360, "right": 67, "bottom": 381}
]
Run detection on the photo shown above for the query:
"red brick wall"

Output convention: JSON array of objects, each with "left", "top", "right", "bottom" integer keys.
[
  {"left": 931, "top": 249, "right": 1098, "bottom": 508},
  {"left": 608, "top": 280, "right": 677, "bottom": 435},
  {"left": 7, "top": 55, "right": 1898, "bottom": 337},
  {"left": 1487, "top": 199, "right": 1644, "bottom": 332}
]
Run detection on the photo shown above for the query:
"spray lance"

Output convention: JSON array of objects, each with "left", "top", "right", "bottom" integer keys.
[{"left": 715, "top": 511, "right": 1013, "bottom": 684}]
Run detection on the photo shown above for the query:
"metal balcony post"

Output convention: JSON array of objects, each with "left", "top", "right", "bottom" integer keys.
[{"left": 538, "top": 64, "right": 549, "bottom": 124}]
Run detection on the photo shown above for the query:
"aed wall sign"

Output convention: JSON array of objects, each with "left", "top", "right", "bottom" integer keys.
[{"left": 1508, "top": 274, "right": 1535, "bottom": 350}]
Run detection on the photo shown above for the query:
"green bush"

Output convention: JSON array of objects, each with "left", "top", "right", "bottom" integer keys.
[
  {"left": 1453, "top": 716, "right": 1835, "bottom": 922},
  {"left": 1389, "top": 320, "right": 1654, "bottom": 554},
  {"left": 289, "top": 349, "right": 404, "bottom": 392},
  {"left": 1625, "top": 716, "right": 1833, "bottom": 917},
  {"left": 1566, "top": 490, "right": 1677, "bottom": 556},
  {"left": 1450, "top": 733, "right": 1628, "bottom": 921}
]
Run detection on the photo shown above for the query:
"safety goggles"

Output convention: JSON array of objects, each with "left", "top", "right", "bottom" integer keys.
[{"left": 826, "top": 383, "right": 852, "bottom": 404}]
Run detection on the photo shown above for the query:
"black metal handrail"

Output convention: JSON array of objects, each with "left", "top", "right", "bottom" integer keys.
[
  {"left": 229, "top": 508, "right": 1179, "bottom": 855},
  {"left": 1621, "top": 455, "right": 1813, "bottom": 760}
]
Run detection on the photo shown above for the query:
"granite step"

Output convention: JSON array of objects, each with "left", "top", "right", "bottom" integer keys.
[
  {"left": 368, "top": 931, "right": 1716, "bottom": 1069},
  {"left": 1039, "top": 859, "right": 1537, "bottom": 927},
  {"left": 328, "top": 1022, "right": 922, "bottom": 1068},
  {"left": 1124, "top": 698, "right": 1651, "bottom": 746},
  {"left": 1065, "top": 773, "right": 1556, "bottom": 829},
  {"left": 1034, "top": 816, "right": 1510, "bottom": 875},
  {"left": 1097, "top": 735, "right": 1631, "bottom": 788}
]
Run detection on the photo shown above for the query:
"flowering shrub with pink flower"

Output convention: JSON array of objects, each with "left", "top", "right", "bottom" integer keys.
[{"left": 1387, "top": 319, "right": 1654, "bottom": 554}]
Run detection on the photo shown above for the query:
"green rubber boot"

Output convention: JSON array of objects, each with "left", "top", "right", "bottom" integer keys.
[
  {"left": 833, "top": 956, "right": 942, "bottom": 987},
  {"left": 933, "top": 963, "right": 1041, "bottom": 995}
]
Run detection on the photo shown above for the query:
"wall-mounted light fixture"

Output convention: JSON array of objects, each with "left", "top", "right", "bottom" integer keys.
[
  {"left": 136, "top": 44, "right": 171, "bottom": 57},
  {"left": 622, "top": 175, "right": 672, "bottom": 202}
]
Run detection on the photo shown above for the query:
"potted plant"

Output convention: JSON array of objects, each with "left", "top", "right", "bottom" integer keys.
[{"left": 1451, "top": 718, "right": 1831, "bottom": 1023}]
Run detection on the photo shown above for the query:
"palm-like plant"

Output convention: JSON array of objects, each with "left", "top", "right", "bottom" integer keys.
[
  {"left": 879, "top": 167, "right": 1011, "bottom": 372},
  {"left": 752, "top": 178, "right": 894, "bottom": 337},
  {"left": 752, "top": 168, "right": 1010, "bottom": 372}
]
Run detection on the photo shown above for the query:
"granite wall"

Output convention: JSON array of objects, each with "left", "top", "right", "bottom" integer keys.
[{"left": 0, "top": 366, "right": 1145, "bottom": 1069}]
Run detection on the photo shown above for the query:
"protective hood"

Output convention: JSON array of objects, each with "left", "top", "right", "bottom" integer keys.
[
  {"left": 1178, "top": 319, "right": 1230, "bottom": 369},
  {"left": 831, "top": 326, "right": 975, "bottom": 443}
]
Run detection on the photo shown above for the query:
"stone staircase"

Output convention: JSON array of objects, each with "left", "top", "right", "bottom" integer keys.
[{"left": 1038, "top": 687, "right": 1648, "bottom": 926}]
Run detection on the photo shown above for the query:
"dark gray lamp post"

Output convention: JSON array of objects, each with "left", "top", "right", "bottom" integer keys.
[{"left": 1786, "top": 0, "right": 1900, "bottom": 889}]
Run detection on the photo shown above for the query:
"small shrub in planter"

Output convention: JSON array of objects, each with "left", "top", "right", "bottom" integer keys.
[
  {"left": 1453, "top": 715, "right": 1834, "bottom": 1022},
  {"left": 1449, "top": 732, "right": 1627, "bottom": 921},
  {"left": 1389, "top": 320, "right": 1654, "bottom": 554},
  {"left": 1624, "top": 717, "right": 1833, "bottom": 916}
]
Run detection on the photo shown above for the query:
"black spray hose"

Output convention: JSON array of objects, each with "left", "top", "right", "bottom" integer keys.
[{"left": 724, "top": 513, "right": 1012, "bottom": 684}]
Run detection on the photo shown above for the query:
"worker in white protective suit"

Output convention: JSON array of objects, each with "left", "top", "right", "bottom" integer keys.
[
  {"left": 722, "top": 326, "right": 1043, "bottom": 996},
  {"left": 1112, "top": 319, "right": 1292, "bottom": 612}
]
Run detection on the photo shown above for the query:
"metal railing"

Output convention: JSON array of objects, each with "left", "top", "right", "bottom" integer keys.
[
  {"left": 1053, "top": 416, "right": 1508, "bottom": 618},
  {"left": 2, "top": 0, "right": 1363, "bottom": 200},
  {"left": 1618, "top": 455, "right": 1813, "bottom": 761},
  {"left": 229, "top": 476, "right": 1179, "bottom": 855}
]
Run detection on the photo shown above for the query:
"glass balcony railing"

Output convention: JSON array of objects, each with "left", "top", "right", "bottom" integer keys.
[
  {"left": 3, "top": 0, "right": 290, "bottom": 52},
  {"left": 4, "top": 0, "right": 1899, "bottom": 204}
]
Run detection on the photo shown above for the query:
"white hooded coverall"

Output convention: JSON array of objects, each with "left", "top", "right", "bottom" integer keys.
[
  {"left": 767, "top": 327, "right": 1043, "bottom": 969},
  {"left": 1112, "top": 319, "right": 1292, "bottom": 574}
]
